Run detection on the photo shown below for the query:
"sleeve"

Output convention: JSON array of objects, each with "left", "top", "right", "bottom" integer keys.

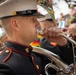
[
  {"left": 0, "top": 64, "right": 15, "bottom": 75},
  {"left": 58, "top": 42, "right": 74, "bottom": 65},
  {"left": 40, "top": 38, "right": 59, "bottom": 55}
]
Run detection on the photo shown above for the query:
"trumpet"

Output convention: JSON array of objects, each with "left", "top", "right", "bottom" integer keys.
[
  {"left": 60, "top": 34, "right": 76, "bottom": 45},
  {"left": 37, "top": 28, "right": 76, "bottom": 45},
  {"left": 36, "top": 28, "right": 76, "bottom": 75},
  {"left": 33, "top": 46, "right": 70, "bottom": 75}
]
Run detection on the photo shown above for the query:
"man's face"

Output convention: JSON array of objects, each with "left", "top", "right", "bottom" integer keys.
[
  {"left": 14, "top": 16, "right": 40, "bottom": 42},
  {"left": 40, "top": 20, "right": 55, "bottom": 30}
]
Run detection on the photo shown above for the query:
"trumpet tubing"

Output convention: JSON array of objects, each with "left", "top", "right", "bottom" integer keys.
[
  {"left": 32, "top": 47, "right": 69, "bottom": 75},
  {"left": 60, "top": 34, "right": 76, "bottom": 45},
  {"left": 36, "top": 28, "right": 76, "bottom": 75},
  {"left": 37, "top": 28, "right": 76, "bottom": 45}
]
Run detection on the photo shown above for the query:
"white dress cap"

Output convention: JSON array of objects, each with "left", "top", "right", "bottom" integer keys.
[{"left": 0, "top": 0, "right": 44, "bottom": 19}]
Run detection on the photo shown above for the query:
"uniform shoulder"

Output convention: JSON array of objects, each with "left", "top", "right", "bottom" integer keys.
[{"left": 0, "top": 48, "right": 13, "bottom": 63}]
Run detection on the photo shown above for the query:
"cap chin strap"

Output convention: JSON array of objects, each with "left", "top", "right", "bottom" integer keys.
[{"left": 0, "top": 10, "right": 42, "bottom": 20}]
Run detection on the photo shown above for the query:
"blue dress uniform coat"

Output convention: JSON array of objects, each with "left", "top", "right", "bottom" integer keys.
[
  {"left": 40, "top": 37, "right": 74, "bottom": 65},
  {"left": 0, "top": 40, "right": 75, "bottom": 75},
  {"left": 0, "top": 41, "right": 44, "bottom": 75},
  {"left": 40, "top": 37, "right": 59, "bottom": 55}
]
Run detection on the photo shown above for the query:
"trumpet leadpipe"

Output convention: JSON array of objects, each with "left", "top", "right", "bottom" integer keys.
[{"left": 37, "top": 28, "right": 76, "bottom": 45}]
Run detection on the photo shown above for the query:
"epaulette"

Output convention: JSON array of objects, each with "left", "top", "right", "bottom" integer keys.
[{"left": 0, "top": 48, "right": 13, "bottom": 63}]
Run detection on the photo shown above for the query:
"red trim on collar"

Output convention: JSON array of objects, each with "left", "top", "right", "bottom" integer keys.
[
  {"left": 6, "top": 47, "right": 31, "bottom": 56},
  {"left": 12, "top": 49, "right": 31, "bottom": 56},
  {"left": 7, "top": 40, "right": 32, "bottom": 48},
  {"left": 50, "top": 42, "right": 57, "bottom": 46}
]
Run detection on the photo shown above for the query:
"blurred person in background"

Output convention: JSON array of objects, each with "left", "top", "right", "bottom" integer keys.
[
  {"left": 68, "top": 17, "right": 76, "bottom": 41},
  {"left": 58, "top": 13, "right": 66, "bottom": 29},
  {"left": 69, "top": 5, "right": 76, "bottom": 17},
  {"left": 39, "top": 14, "right": 75, "bottom": 65},
  {"left": 58, "top": 17, "right": 66, "bottom": 29},
  {"left": 40, "top": 14, "right": 59, "bottom": 55}
]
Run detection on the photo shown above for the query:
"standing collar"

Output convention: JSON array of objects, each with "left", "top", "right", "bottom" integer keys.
[{"left": 5, "top": 41, "right": 33, "bottom": 54}]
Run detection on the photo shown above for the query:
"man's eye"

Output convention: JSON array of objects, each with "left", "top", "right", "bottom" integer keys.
[
  {"left": 30, "top": 18, "right": 35, "bottom": 22},
  {"left": 29, "top": 17, "right": 37, "bottom": 23}
]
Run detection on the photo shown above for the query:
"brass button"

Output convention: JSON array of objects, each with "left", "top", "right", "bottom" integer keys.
[
  {"left": 25, "top": 48, "right": 29, "bottom": 53},
  {"left": 5, "top": 50, "right": 10, "bottom": 53},
  {"left": 36, "top": 65, "right": 39, "bottom": 69}
]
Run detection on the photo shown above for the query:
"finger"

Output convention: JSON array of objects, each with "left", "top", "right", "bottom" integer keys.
[{"left": 48, "top": 27, "right": 61, "bottom": 37}]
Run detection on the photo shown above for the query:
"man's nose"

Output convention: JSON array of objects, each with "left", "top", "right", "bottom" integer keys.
[{"left": 36, "top": 19, "right": 41, "bottom": 28}]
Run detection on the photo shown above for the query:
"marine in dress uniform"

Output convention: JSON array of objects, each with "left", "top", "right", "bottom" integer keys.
[
  {"left": 0, "top": 0, "right": 45, "bottom": 75},
  {"left": 0, "top": 41, "right": 43, "bottom": 75},
  {"left": 39, "top": 14, "right": 74, "bottom": 65},
  {"left": 0, "top": 0, "right": 75, "bottom": 75},
  {"left": 39, "top": 14, "right": 59, "bottom": 55}
]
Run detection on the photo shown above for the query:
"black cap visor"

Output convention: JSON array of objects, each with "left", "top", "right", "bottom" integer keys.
[{"left": 0, "top": 10, "right": 44, "bottom": 20}]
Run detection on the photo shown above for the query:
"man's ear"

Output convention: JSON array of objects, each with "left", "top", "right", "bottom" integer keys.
[{"left": 10, "top": 19, "right": 19, "bottom": 31}]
